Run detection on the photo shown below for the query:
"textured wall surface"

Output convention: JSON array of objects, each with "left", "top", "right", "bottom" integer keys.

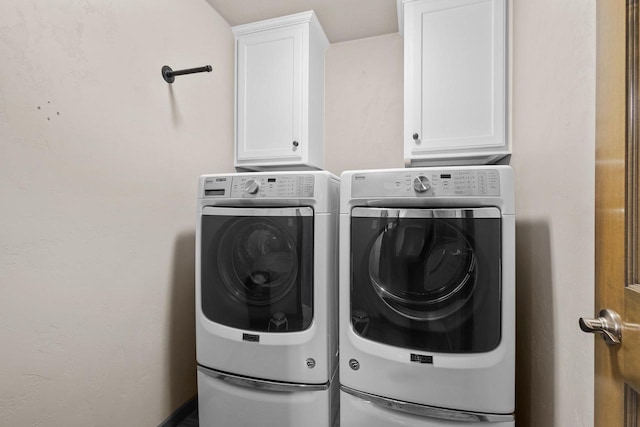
[
  {"left": 324, "top": 33, "right": 404, "bottom": 175},
  {"left": 0, "top": 0, "right": 234, "bottom": 424}
]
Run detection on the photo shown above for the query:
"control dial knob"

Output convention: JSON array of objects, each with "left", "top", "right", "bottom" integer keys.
[
  {"left": 244, "top": 179, "right": 260, "bottom": 195},
  {"left": 413, "top": 176, "right": 431, "bottom": 193}
]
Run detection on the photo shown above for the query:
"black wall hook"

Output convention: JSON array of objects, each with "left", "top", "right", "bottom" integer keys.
[{"left": 162, "top": 65, "right": 212, "bottom": 83}]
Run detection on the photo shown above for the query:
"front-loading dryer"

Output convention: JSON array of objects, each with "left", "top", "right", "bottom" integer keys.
[
  {"left": 196, "top": 171, "right": 339, "bottom": 427},
  {"left": 339, "top": 166, "right": 515, "bottom": 426}
]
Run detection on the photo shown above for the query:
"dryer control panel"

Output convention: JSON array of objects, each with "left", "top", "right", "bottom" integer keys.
[
  {"left": 351, "top": 169, "right": 500, "bottom": 198},
  {"left": 202, "top": 175, "right": 315, "bottom": 198}
]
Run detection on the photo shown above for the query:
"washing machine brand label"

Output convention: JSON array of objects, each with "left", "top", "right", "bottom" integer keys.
[
  {"left": 410, "top": 354, "right": 433, "bottom": 364},
  {"left": 242, "top": 333, "right": 260, "bottom": 343}
]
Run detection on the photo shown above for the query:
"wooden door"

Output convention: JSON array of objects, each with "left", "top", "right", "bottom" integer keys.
[{"left": 592, "top": 0, "right": 640, "bottom": 425}]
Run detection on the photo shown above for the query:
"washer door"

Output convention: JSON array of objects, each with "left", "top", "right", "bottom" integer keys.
[
  {"left": 201, "top": 207, "right": 314, "bottom": 332},
  {"left": 350, "top": 207, "right": 501, "bottom": 353},
  {"left": 217, "top": 218, "right": 299, "bottom": 306}
]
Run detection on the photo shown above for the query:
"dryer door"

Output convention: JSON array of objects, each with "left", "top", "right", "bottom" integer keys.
[
  {"left": 350, "top": 207, "right": 501, "bottom": 353},
  {"left": 201, "top": 206, "right": 313, "bottom": 333}
]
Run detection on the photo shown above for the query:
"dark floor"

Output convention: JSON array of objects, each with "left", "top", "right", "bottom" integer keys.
[
  {"left": 160, "top": 399, "right": 198, "bottom": 427},
  {"left": 176, "top": 408, "right": 198, "bottom": 427}
]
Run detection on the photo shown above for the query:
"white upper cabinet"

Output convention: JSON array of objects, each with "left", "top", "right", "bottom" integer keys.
[
  {"left": 399, "top": 0, "right": 508, "bottom": 166},
  {"left": 233, "top": 11, "right": 329, "bottom": 171}
]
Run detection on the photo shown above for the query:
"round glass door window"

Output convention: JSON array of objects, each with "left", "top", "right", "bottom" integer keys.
[
  {"left": 217, "top": 218, "right": 298, "bottom": 306},
  {"left": 368, "top": 219, "right": 477, "bottom": 321}
]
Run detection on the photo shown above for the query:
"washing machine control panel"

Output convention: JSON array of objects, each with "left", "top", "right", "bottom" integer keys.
[
  {"left": 351, "top": 169, "right": 500, "bottom": 198},
  {"left": 202, "top": 175, "right": 315, "bottom": 198}
]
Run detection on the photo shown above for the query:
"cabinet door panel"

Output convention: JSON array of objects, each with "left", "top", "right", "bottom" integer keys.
[
  {"left": 406, "top": 0, "right": 506, "bottom": 156},
  {"left": 237, "top": 27, "right": 303, "bottom": 161}
]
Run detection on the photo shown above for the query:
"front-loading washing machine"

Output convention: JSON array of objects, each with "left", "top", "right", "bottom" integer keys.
[
  {"left": 339, "top": 166, "right": 515, "bottom": 426},
  {"left": 196, "top": 171, "right": 339, "bottom": 427}
]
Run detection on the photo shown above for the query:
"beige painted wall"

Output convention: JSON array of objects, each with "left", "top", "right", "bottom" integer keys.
[
  {"left": 0, "top": 0, "right": 234, "bottom": 425},
  {"left": 324, "top": 33, "right": 405, "bottom": 174},
  {"left": 324, "top": 1, "right": 596, "bottom": 426}
]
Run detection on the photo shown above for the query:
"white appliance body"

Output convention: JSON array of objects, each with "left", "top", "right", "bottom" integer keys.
[
  {"left": 340, "top": 390, "right": 515, "bottom": 427},
  {"left": 339, "top": 166, "right": 515, "bottom": 423},
  {"left": 196, "top": 171, "right": 339, "bottom": 426},
  {"left": 198, "top": 366, "right": 339, "bottom": 427}
]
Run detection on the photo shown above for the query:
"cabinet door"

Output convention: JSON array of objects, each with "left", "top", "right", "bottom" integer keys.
[
  {"left": 236, "top": 26, "right": 304, "bottom": 163},
  {"left": 405, "top": 0, "right": 506, "bottom": 155}
]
